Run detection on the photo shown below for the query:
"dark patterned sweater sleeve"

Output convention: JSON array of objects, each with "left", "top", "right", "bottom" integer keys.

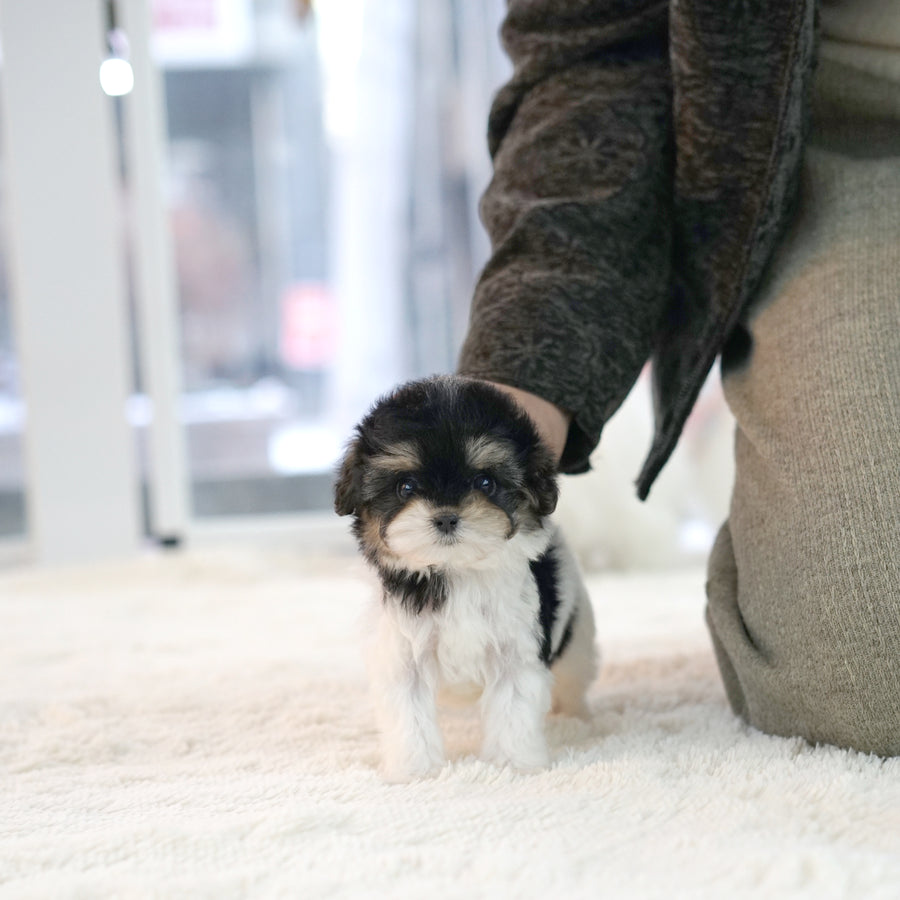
[{"left": 457, "top": 0, "right": 673, "bottom": 474}]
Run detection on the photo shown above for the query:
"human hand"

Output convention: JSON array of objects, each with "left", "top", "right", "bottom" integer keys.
[{"left": 486, "top": 382, "right": 570, "bottom": 464}]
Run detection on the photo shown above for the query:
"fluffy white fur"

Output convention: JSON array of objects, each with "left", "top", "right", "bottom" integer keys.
[
  {"left": 367, "top": 523, "right": 597, "bottom": 782},
  {"left": 5, "top": 547, "right": 900, "bottom": 896}
]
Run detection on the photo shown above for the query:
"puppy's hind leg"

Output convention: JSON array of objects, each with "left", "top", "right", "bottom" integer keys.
[{"left": 550, "top": 596, "right": 598, "bottom": 719}]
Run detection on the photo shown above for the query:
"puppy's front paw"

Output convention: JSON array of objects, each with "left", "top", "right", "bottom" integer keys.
[
  {"left": 381, "top": 741, "right": 446, "bottom": 783},
  {"left": 481, "top": 739, "right": 549, "bottom": 774},
  {"left": 382, "top": 754, "right": 445, "bottom": 784}
]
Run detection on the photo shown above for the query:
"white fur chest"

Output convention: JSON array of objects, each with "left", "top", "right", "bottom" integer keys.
[
  {"left": 435, "top": 568, "right": 536, "bottom": 689},
  {"left": 372, "top": 527, "right": 552, "bottom": 698}
]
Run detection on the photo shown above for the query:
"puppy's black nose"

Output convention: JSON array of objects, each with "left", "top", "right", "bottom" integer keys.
[{"left": 433, "top": 512, "right": 459, "bottom": 535}]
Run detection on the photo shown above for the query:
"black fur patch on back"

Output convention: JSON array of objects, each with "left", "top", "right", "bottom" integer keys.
[
  {"left": 548, "top": 612, "right": 575, "bottom": 667},
  {"left": 531, "top": 548, "right": 561, "bottom": 666},
  {"left": 378, "top": 565, "right": 447, "bottom": 615}
]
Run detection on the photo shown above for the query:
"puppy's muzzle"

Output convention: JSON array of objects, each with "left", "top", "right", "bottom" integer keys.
[{"left": 432, "top": 512, "right": 459, "bottom": 536}]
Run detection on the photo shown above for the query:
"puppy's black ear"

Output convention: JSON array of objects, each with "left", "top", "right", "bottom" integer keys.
[
  {"left": 524, "top": 448, "right": 559, "bottom": 517},
  {"left": 334, "top": 439, "right": 365, "bottom": 516}
]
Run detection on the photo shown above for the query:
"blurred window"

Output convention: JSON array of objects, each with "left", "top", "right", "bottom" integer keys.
[
  {"left": 147, "top": 0, "right": 507, "bottom": 517},
  {"left": 0, "top": 2, "right": 733, "bottom": 563},
  {"left": 0, "top": 83, "right": 27, "bottom": 538}
]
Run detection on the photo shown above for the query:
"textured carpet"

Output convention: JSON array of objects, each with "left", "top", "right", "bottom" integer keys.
[{"left": 1, "top": 541, "right": 899, "bottom": 898}]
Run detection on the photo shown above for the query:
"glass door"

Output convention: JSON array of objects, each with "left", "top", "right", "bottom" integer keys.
[
  {"left": 0, "top": 101, "right": 26, "bottom": 539},
  {"left": 148, "top": 0, "right": 509, "bottom": 519},
  {"left": 0, "top": 0, "right": 510, "bottom": 563}
]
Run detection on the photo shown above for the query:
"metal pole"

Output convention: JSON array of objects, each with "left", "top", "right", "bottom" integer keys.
[
  {"left": 0, "top": 0, "right": 141, "bottom": 565},
  {"left": 117, "top": 0, "right": 190, "bottom": 544}
]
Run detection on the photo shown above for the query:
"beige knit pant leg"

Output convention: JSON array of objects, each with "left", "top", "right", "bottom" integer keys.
[{"left": 706, "top": 68, "right": 900, "bottom": 756}]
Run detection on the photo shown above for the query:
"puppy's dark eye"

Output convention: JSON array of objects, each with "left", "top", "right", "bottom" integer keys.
[
  {"left": 396, "top": 478, "right": 418, "bottom": 500},
  {"left": 473, "top": 473, "right": 496, "bottom": 496}
]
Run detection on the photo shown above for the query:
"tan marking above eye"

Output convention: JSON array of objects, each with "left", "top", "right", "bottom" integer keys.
[
  {"left": 370, "top": 442, "right": 421, "bottom": 473},
  {"left": 465, "top": 436, "right": 514, "bottom": 471}
]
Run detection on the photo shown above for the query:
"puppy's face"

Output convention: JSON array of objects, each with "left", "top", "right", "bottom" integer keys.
[{"left": 335, "top": 377, "right": 558, "bottom": 572}]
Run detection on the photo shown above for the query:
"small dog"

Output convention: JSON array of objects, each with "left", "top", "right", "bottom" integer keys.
[{"left": 335, "top": 376, "right": 598, "bottom": 781}]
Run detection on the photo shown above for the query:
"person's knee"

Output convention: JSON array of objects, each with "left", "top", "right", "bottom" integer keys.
[
  {"left": 706, "top": 520, "right": 900, "bottom": 757},
  {"left": 748, "top": 654, "right": 900, "bottom": 758}
]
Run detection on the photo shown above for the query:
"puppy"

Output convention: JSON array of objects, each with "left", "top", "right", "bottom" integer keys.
[{"left": 335, "top": 376, "right": 598, "bottom": 781}]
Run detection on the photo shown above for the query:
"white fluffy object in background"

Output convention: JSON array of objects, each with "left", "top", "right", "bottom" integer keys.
[{"left": 556, "top": 371, "right": 735, "bottom": 571}]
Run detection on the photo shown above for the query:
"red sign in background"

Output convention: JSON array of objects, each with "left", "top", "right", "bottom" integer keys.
[
  {"left": 279, "top": 283, "right": 339, "bottom": 371},
  {"left": 152, "top": 0, "right": 218, "bottom": 30}
]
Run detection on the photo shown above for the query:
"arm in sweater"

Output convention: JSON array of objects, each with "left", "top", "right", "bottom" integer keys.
[{"left": 458, "top": 0, "right": 673, "bottom": 473}]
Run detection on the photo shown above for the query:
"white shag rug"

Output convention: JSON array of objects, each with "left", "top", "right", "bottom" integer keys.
[{"left": 2, "top": 539, "right": 899, "bottom": 899}]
